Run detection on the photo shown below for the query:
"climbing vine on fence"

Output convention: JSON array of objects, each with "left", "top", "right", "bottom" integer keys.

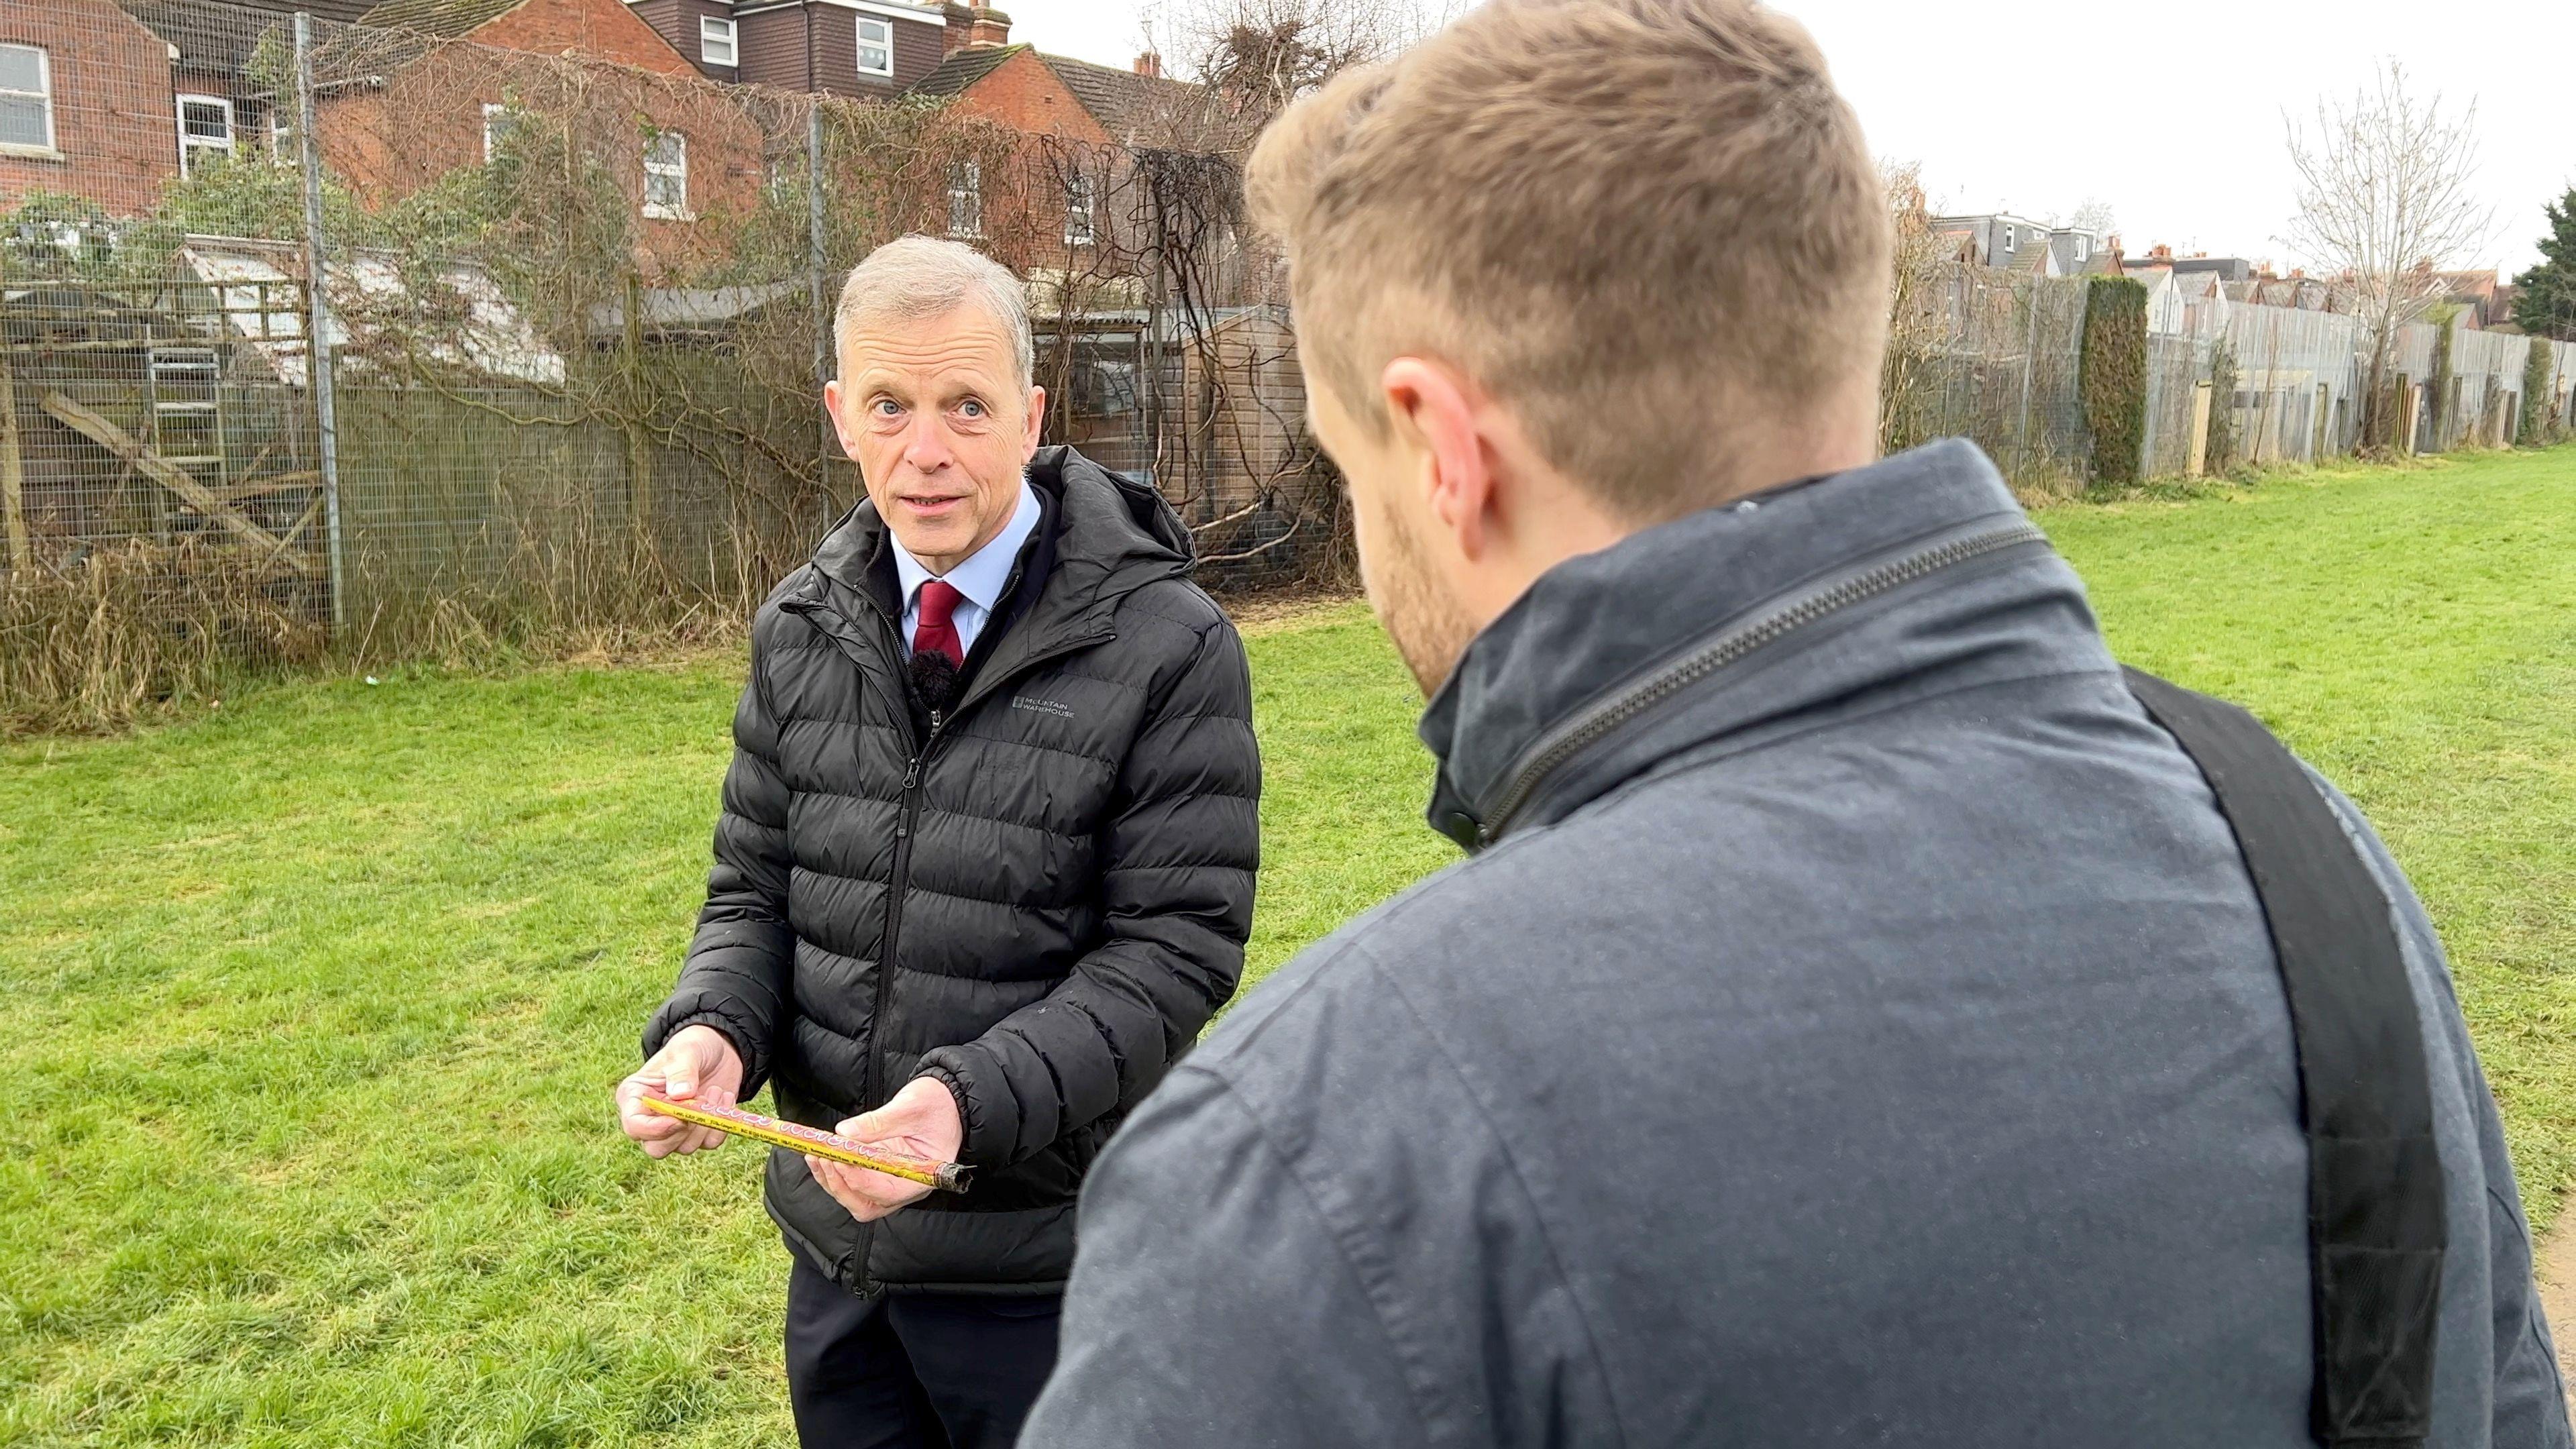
[
  {"left": 2521, "top": 335, "right": 2554, "bottom": 445},
  {"left": 2429, "top": 307, "right": 2457, "bottom": 447},
  {"left": 2206, "top": 339, "right": 2240, "bottom": 474},
  {"left": 2078, "top": 276, "right": 2147, "bottom": 484}
]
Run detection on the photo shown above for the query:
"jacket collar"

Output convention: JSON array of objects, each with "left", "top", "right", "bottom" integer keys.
[{"left": 1417, "top": 439, "right": 2112, "bottom": 849}]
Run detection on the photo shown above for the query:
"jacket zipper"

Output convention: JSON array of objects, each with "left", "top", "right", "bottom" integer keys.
[
  {"left": 861, "top": 631, "right": 1109, "bottom": 1291},
  {"left": 780, "top": 578, "right": 1114, "bottom": 1295},
  {"left": 1476, "top": 520, "right": 2050, "bottom": 845},
  {"left": 866, "top": 708, "right": 938, "bottom": 1116},
  {"left": 865, "top": 627, "right": 1109, "bottom": 1099}
]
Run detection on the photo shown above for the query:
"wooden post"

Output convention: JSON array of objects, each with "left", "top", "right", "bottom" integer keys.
[
  {"left": 0, "top": 303, "right": 28, "bottom": 574},
  {"left": 2400, "top": 379, "right": 2420, "bottom": 455},
  {"left": 2187, "top": 379, "right": 2212, "bottom": 478}
]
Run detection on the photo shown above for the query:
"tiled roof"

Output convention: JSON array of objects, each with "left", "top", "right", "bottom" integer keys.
[
  {"left": 1040, "top": 54, "right": 1196, "bottom": 140},
  {"left": 909, "top": 44, "right": 1026, "bottom": 100},
  {"left": 356, "top": 0, "right": 528, "bottom": 38},
  {"left": 113, "top": 0, "right": 297, "bottom": 82},
  {"left": 908, "top": 43, "right": 1203, "bottom": 143}
]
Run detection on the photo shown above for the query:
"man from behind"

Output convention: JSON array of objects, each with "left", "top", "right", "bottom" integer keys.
[{"left": 1020, "top": 1, "right": 2569, "bottom": 1444}]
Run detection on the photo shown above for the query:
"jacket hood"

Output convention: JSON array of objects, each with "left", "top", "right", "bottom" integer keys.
[
  {"left": 1417, "top": 439, "right": 2116, "bottom": 848},
  {"left": 808, "top": 445, "right": 1193, "bottom": 615}
]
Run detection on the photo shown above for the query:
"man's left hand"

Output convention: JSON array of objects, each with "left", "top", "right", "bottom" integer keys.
[{"left": 808, "top": 1075, "right": 964, "bottom": 1223}]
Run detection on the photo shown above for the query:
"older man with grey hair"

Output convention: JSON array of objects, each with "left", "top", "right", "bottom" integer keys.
[{"left": 615, "top": 235, "right": 1260, "bottom": 1447}]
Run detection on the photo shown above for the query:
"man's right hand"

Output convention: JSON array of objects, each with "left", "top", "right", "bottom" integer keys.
[{"left": 616, "top": 1024, "right": 747, "bottom": 1159}]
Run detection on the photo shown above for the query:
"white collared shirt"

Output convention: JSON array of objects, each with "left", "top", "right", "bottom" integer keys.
[{"left": 894, "top": 480, "right": 1042, "bottom": 659}]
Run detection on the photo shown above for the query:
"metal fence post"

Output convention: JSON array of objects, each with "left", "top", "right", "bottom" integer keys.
[
  {"left": 293, "top": 12, "right": 346, "bottom": 633},
  {"left": 807, "top": 103, "right": 833, "bottom": 481}
]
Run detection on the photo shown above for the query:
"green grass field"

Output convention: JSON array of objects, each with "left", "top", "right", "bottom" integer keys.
[{"left": 3, "top": 445, "right": 2571, "bottom": 1445}]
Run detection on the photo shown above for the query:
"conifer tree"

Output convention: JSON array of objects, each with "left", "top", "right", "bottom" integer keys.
[{"left": 2512, "top": 189, "right": 2576, "bottom": 340}]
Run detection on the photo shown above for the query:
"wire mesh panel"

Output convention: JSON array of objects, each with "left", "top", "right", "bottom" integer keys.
[{"left": 1, "top": 0, "right": 1347, "bottom": 727}]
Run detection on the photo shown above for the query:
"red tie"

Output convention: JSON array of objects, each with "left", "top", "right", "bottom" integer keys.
[{"left": 913, "top": 580, "right": 966, "bottom": 668}]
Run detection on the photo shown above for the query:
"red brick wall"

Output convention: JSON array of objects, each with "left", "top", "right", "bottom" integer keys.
[
  {"left": 0, "top": 0, "right": 178, "bottom": 218},
  {"left": 317, "top": 42, "right": 761, "bottom": 281},
  {"left": 465, "top": 0, "right": 697, "bottom": 76}
]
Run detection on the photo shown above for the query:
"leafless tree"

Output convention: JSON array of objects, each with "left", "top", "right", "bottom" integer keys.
[
  {"left": 2068, "top": 199, "right": 2117, "bottom": 239},
  {"left": 2283, "top": 60, "right": 2493, "bottom": 447},
  {"left": 1142, "top": 0, "right": 1434, "bottom": 152}
]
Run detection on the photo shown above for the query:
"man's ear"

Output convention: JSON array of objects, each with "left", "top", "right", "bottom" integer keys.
[
  {"left": 823, "top": 378, "right": 861, "bottom": 462},
  {"left": 1022, "top": 385, "right": 1048, "bottom": 462},
  {"left": 1380, "top": 357, "right": 1497, "bottom": 562}
]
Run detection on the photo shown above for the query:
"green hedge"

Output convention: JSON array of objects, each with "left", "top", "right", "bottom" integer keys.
[{"left": 2080, "top": 277, "right": 2149, "bottom": 484}]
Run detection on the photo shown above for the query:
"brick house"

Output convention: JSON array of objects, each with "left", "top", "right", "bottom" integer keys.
[
  {"left": 320, "top": 0, "right": 765, "bottom": 274},
  {"left": 902, "top": 15, "right": 1197, "bottom": 278},
  {"left": 3, "top": 0, "right": 763, "bottom": 278},
  {"left": 1, "top": 0, "right": 178, "bottom": 217},
  {"left": 0, "top": 0, "right": 374, "bottom": 218}
]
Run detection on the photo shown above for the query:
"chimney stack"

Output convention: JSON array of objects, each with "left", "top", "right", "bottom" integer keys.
[
  {"left": 944, "top": 3, "right": 973, "bottom": 55},
  {"left": 967, "top": 4, "right": 1012, "bottom": 47},
  {"left": 1132, "top": 50, "right": 1162, "bottom": 77}
]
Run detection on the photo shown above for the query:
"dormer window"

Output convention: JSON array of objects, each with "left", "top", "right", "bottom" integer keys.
[
  {"left": 857, "top": 17, "right": 894, "bottom": 78},
  {"left": 2002, "top": 224, "right": 2016, "bottom": 251},
  {"left": 700, "top": 16, "right": 737, "bottom": 67}
]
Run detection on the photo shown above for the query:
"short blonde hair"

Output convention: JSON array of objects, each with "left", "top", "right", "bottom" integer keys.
[
  {"left": 1247, "top": 0, "right": 1889, "bottom": 519},
  {"left": 835, "top": 235, "right": 1033, "bottom": 388}
]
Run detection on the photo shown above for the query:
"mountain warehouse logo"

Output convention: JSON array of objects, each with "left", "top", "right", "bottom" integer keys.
[{"left": 1012, "top": 694, "right": 1076, "bottom": 720}]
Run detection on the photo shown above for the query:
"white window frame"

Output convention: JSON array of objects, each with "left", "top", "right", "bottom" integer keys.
[
  {"left": 176, "top": 93, "right": 235, "bottom": 178},
  {"left": 2074, "top": 235, "right": 2089, "bottom": 262},
  {"left": 1064, "top": 173, "right": 1095, "bottom": 248},
  {"left": 699, "top": 15, "right": 737, "bottom": 67},
  {"left": 947, "top": 160, "right": 981, "bottom": 239},
  {"left": 642, "top": 129, "right": 690, "bottom": 220},
  {"left": 856, "top": 16, "right": 894, "bottom": 78},
  {"left": 2002, "top": 223, "right": 2015, "bottom": 252},
  {"left": 481, "top": 103, "right": 512, "bottom": 162},
  {"left": 0, "top": 43, "right": 58, "bottom": 158}
]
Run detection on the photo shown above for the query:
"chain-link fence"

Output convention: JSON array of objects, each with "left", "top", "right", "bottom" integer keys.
[{"left": 7, "top": 0, "right": 2576, "bottom": 731}]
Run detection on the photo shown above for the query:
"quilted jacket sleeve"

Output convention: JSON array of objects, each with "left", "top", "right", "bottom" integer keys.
[
  {"left": 917, "top": 599, "right": 1261, "bottom": 1168},
  {"left": 642, "top": 624, "right": 796, "bottom": 1097}
]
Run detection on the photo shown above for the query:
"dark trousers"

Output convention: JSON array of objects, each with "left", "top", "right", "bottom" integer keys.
[{"left": 785, "top": 1252, "right": 1062, "bottom": 1449}]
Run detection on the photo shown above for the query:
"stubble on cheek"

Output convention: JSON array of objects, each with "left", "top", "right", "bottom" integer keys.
[{"left": 1362, "top": 497, "right": 1477, "bottom": 698}]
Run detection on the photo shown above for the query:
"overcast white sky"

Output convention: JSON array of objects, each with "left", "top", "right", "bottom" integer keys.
[{"left": 1008, "top": 0, "right": 2573, "bottom": 277}]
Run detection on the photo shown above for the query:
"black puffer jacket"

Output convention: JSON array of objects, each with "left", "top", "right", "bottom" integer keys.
[{"left": 644, "top": 447, "right": 1260, "bottom": 1296}]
